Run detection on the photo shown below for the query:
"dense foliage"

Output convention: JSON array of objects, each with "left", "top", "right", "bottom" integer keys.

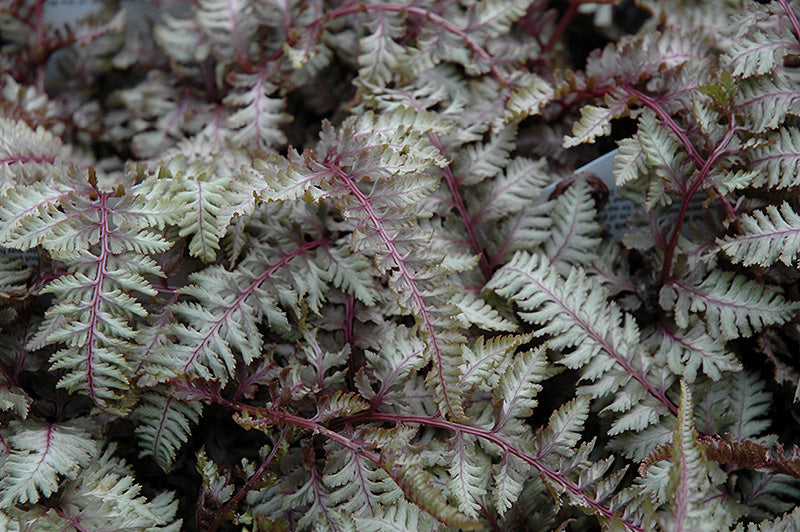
[{"left": 3, "top": 0, "right": 800, "bottom": 530}]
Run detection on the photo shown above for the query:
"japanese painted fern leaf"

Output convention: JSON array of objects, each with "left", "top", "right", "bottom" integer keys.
[
  {"left": 487, "top": 251, "right": 677, "bottom": 434},
  {"left": 259, "top": 108, "right": 472, "bottom": 420},
  {"left": 0, "top": 169, "right": 175, "bottom": 411},
  {"left": 0, "top": 420, "right": 97, "bottom": 507},
  {"left": 657, "top": 381, "right": 733, "bottom": 531},
  {"left": 659, "top": 270, "right": 799, "bottom": 340}
]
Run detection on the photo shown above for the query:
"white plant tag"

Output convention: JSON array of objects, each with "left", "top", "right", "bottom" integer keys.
[
  {"left": 572, "top": 149, "right": 636, "bottom": 240},
  {"left": 571, "top": 149, "right": 721, "bottom": 241}
]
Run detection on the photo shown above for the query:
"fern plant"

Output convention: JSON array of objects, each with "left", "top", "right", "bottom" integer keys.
[{"left": 4, "top": 0, "right": 800, "bottom": 530}]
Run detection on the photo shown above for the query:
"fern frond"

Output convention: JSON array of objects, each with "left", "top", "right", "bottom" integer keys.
[
  {"left": 614, "top": 136, "right": 646, "bottom": 187},
  {"left": 735, "top": 73, "right": 800, "bottom": 131},
  {"left": 493, "top": 346, "right": 547, "bottom": 433},
  {"left": 496, "top": 74, "right": 554, "bottom": 127},
  {"left": 533, "top": 396, "right": 590, "bottom": 464},
  {"left": 316, "top": 391, "right": 370, "bottom": 423},
  {"left": 563, "top": 90, "right": 630, "bottom": 148},
  {"left": 657, "top": 381, "right": 733, "bottom": 531},
  {"left": 145, "top": 239, "right": 325, "bottom": 384},
  {"left": 167, "top": 158, "right": 230, "bottom": 262},
  {"left": 491, "top": 200, "right": 554, "bottom": 260},
  {"left": 748, "top": 127, "right": 800, "bottom": 189},
  {"left": 352, "top": 499, "right": 439, "bottom": 531},
  {"left": 358, "top": 11, "right": 407, "bottom": 87},
  {"left": 725, "top": 370, "right": 772, "bottom": 440},
  {"left": 0, "top": 181, "right": 71, "bottom": 250},
  {"left": 135, "top": 387, "right": 202, "bottom": 472},
  {"left": 399, "top": 15, "right": 474, "bottom": 78},
  {"left": 465, "top": 0, "right": 534, "bottom": 40},
  {"left": 470, "top": 156, "right": 551, "bottom": 223},
  {"left": 262, "top": 107, "right": 468, "bottom": 419},
  {"left": 660, "top": 271, "right": 799, "bottom": 339},
  {"left": 392, "top": 464, "right": 482, "bottom": 530},
  {"left": 445, "top": 431, "right": 487, "bottom": 518},
  {"left": 637, "top": 109, "right": 692, "bottom": 208},
  {"left": 543, "top": 177, "right": 602, "bottom": 272},
  {"left": 323, "top": 444, "right": 402, "bottom": 517},
  {"left": 195, "top": 0, "right": 257, "bottom": 62},
  {"left": 492, "top": 451, "right": 529, "bottom": 518},
  {"left": 732, "top": 505, "right": 800, "bottom": 532},
  {"left": 697, "top": 437, "right": 800, "bottom": 479},
  {"left": 723, "top": 26, "right": 799, "bottom": 78},
  {"left": 458, "top": 333, "right": 533, "bottom": 393},
  {"left": 452, "top": 125, "right": 515, "bottom": 187},
  {"left": 323, "top": 241, "right": 380, "bottom": 306},
  {"left": 6, "top": 444, "right": 180, "bottom": 531},
  {"left": 0, "top": 385, "right": 30, "bottom": 419},
  {"left": 0, "top": 170, "right": 174, "bottom": 410},
  {"left": 586, "top": 28, "right": 706, "bottom": 83},
  {"left": 453, "top": 292, "right": 517, "bottom": 332},
  {"left": 0, "top": 255, "right": 33, "bottom": 303},
  {"left": 719, "top": 202, "right": 800, "bottom": 266},
  {"left": 0, "top": 117, "right": 68, "bottom": 191},
  {"left": 357, "top": 324, "right": 428, "bottom": 408},
  {"left": 0, "top": 420, "right": 97, "bottom": 507},
  {"left": 488, "top": 252, "right": 675, "bottom": 433},
  {"left": 282, "top": 462, "right": 338, "bottom": 531},
  {"left": 224, "top": 70, "right": 289, "bottom": 151},
  {"left": 153, "top": 10, "right": 206, "bottom": 62},
  {"left": 647, "top": 320, "right": 741, "bottom": 383},
  {"left": 196, "top": 446, "right": 234, "bottom": 508}
]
